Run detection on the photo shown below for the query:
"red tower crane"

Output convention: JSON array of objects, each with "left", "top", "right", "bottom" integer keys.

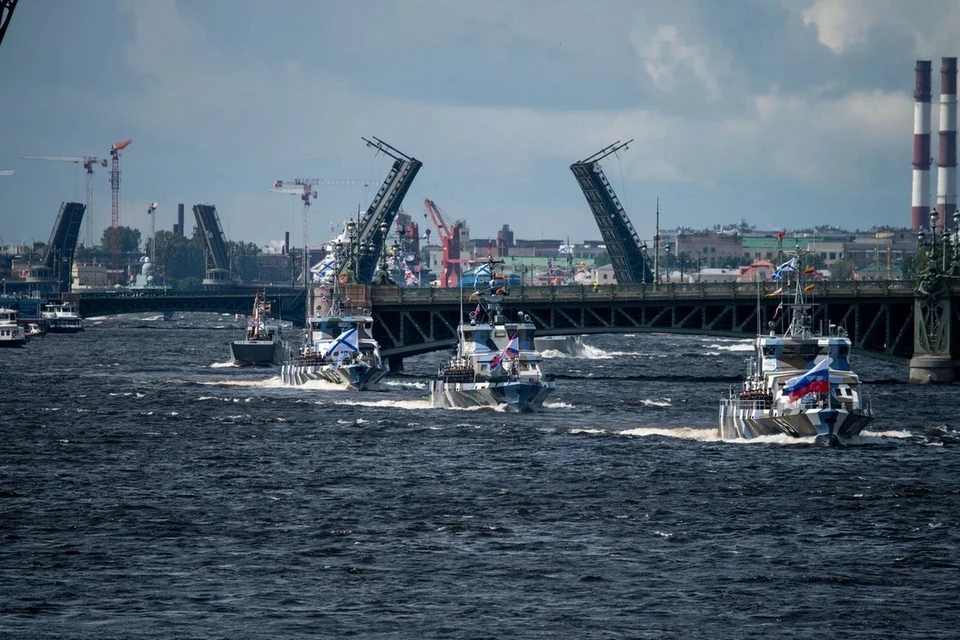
[
  {"left": 272, "top": 178, "right": 370, "bottom": 250},
  {"left": 423, "top": 198, "right": 464, "bottom": 288},
  {"left": 108, "top": 139, "right": 131, "bottom": 276},
  {"left": 21, "top": 153, "right": 109, "bottom": 247}
]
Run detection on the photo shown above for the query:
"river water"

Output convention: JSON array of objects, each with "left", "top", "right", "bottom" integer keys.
[{"left": 1, "top": 315, "right": 958, "bottom": 638}]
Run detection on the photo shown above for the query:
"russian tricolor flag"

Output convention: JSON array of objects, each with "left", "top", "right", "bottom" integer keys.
[
  {"left": 783, "top": 357, "right": 832, "bottom": 401},
  {"left": 490, "top": 332, "right": 520, "bottom": 369}
]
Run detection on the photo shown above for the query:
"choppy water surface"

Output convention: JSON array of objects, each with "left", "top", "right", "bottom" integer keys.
[{"left": 1, "top": 316, "right": 959, "bottom": 638}]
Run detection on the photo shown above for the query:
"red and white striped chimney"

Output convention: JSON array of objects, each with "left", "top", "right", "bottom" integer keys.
[
  {"left": 936, "top": 56, "right": 957, "bottom": 232},
  {"left": 913, "top": 60, "right": 933, "bottom": 231}
]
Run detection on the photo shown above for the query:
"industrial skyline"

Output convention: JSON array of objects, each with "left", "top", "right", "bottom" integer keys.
[{"left": 3, "top": 0, "right": 960, "bottom": 249}]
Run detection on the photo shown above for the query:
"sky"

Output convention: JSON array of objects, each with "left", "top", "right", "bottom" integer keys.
[{"left": 1, "top": 0, "right": 959, "bottom": 252}]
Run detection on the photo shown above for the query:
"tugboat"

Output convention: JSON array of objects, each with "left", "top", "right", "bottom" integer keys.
[
  {"left": 230, "top": 291, "right": 286, "bottom": 366},
  {"left": 40, "top": 300, "right": 83, "bottom": 333},
  {"left": 0, "top": 307, "right": 27, "bottom": 347},
  {"left": 429, "top": 258, "right": 556, "bottom": 411},
  {"left": 719, "top": 252, "right": 874, "bottom": 445},
  {"left": 280, "top": 246, "right": 387, "bottom": 390}
]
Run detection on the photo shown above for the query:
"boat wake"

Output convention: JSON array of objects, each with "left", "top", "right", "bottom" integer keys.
[{"left": 209, "top": 359, "right": 238, "bottom": 369}]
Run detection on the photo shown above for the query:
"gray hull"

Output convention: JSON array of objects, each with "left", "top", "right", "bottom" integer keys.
[
  {"left": 429, "top": 379, "right": 556, "bottom": 412},
  {"left": 719, "top": 405, "right": 874, "bottom": 445},
  {"left": 231, "top": 340, "right": 284, "bottom": 366},
  {"left": 280, "top": 361, "right": 387, "bottom": 390},
  {"left": 534, "top": 335, "right": 585, "bottom": 356}
]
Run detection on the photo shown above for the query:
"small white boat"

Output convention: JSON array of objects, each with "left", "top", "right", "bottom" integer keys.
[
  {"left": 24, "top": 323, "right": 44, "bottom": 339},
  {"left": 41, "top": 300, "right": 84, "bottom": 333},
  {"left": 0, "top": 307, "right": 27, "bottom": 348}
]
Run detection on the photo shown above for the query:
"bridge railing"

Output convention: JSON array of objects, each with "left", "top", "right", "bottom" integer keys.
[{"left": 371, "top": 280, "right": 918, "bottom": 304}]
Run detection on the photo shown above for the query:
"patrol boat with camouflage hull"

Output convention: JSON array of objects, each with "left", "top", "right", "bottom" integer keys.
[
  {"left": 719, "top": 253, "right": 874, "bottom": 445},
  {"left": 429, "top": 261, "right": 555, "bottom": 412},
  {"left": 280, "top": 295, "right": 387, "bottom": 390}
]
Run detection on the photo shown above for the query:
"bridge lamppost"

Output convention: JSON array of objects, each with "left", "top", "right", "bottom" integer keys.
[
  {"left": 664, "top": 244, "right": 671, "bottom": 283},
  {"left": 917, "top": 209, "right": 960, "bottom": 275}
]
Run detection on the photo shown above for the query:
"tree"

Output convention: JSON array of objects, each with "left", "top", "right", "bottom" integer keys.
[
  {"left": 153, "top": 230, "right": 204, "bottom": 283},
  {"left": 228, "top": 240, "right": 262, "bottom": 283},
  {"left": 593, "top": 250, "right": 610, "bottom": 268},
  {"left": 100, "top": 226, "right": 141, "bottom": 253},
  {"left": 830, "top": 258, "right": 855, "bottom": 281}
]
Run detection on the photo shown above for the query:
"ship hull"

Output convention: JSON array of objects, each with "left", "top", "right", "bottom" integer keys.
[
  {"left": 719, "top": 406, "right": 874, "bottom": 445},
  {"left": 429, "top": 379, "right": 556, "bottom": 412},
  {"left": 0, "top": 337, "right": 26, "bottom": 348},
  {"left": 44, "top": 322, "right": 83, "bottom": 334},
  {"left": 280, "top": 361, "right": 387, "bottom": 390},
  {"left": 230, "top": 340, "right": 284, "bottom": 366},
  {"left": 534, "top": 335, "right": 586, "bottom": 356}
]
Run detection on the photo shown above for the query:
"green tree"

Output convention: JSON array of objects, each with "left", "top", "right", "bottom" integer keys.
[
  {"left": 100, "top": 226, "right": 141, "bottom": 253},
  {"left": 593, "top": 250, "right": 610, "bottom": 268},
  {"left": 228, "top": 240, "right": 262, "bottom": 283},
  {"left": 153, "top": 230, "right": 204, "bottom": 283},
  {"left": 830, "top": 258, "right": 855, "bottom": 281}
]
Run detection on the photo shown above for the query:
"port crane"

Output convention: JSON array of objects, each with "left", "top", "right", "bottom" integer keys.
[
  {"left": 423, "top": 198, "right": 466, "bottom": 288},
  {"left": 21, "top": 153, "right": 109, "bottom": 248},
  {"left": 271, "top": 178, "right": 370, "bottom": 251}
]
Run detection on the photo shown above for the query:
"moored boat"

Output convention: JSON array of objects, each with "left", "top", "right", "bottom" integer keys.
[
  {"left": 429, "top": 258, "right": 556, "bottom": 412},
  {"left": 0, "top": 307, "right": 27, "bottom": 348},
  {"left": 230, "top": 291, "right": 286, "bottom": 366},
  {"left": 718, "top": 252, "right": 874, "bottom": 445}
]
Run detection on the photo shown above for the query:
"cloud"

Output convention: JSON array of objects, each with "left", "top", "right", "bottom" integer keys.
[
  {"left": 800, "top": 0, "right": 960, "bottom": 57},
  {"left": 636, "top": 24, "right": 723, "bottom": 101},
  {"left": 98, "top": 0, "right": 919, "bottom": 242}
]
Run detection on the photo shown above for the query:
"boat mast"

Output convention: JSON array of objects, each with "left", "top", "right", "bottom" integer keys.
[{"left": 303, "top": 242, "right": 312, "bottom": 345}]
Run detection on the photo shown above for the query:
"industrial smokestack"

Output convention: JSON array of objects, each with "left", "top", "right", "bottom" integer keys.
[
  {"left": 284, "top": 231, "right": 290, "bottom": 255},
  {"left": 177, "top": 204, "right": 185, "bottom": 237},
  {"left": 913, "top": 60, "right": 933, "bottom": 231},
  {"left": 937, "top": 57, "right": 957, "bottom": 231}
]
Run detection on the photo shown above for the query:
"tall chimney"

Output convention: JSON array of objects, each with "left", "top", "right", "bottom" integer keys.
[
  {"left": 913, "top": 60, "right": 933, "bottom": 231},
  {"left": 284, "top": 231, "right": 290, "bottom": 255},
  {"left": 177, "top": 204, "right": 185, "bottom": 237},
  {"left": 937, "top": 57, "right": 957, "bottom": 231}
]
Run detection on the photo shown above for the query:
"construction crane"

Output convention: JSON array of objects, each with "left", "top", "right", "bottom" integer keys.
[
  {"left": 423, "top": 198, "right": 466, "bottom": 288},
  {"left": 271, "top": 178, "right": 370, "bottom": 252},
  {"left": 147, "top": 202, "right": 159, "bottom": 266},
  {"left": 109, "top": 138, "right": 132, "bottom": 276},
  {"left": 21, "top": 153, "right": 108, "bottom": 247},
  {"left": 0, "top": 0, "right": 18, "bottom": 48}
]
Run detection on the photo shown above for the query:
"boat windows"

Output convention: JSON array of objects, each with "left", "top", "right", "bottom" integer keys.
[
  {"left": 494, "top": 330, "right": 507, "bottom": 338},
  {"left": 838, "top": 345, "right": 849, "bottom": 356},
  {"left": 801, "top": 345, "right": 818, "bottom": 360},
  {"left": 762, "top": 346, "right": 776, "bottom": 356}
]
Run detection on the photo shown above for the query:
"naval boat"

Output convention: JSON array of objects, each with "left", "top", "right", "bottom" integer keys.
[
  {"left": 429, "top": 258, "right": 556, "bottom": 412},
  {"left": 718, "top": 253, "right": 874, "bottom": 445},
  {"left": 230, "top": 291, "right": 286, "bottom": 366},
  {"left": 280, "top": 245, "right": 386, "bottom": 390}
]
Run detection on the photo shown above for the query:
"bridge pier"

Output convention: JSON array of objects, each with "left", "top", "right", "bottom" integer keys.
[
  {"left": 908, "top": 354, "right": 954, "bottom": 383},
  {"left": 910, "top": 264, "right": 954, "bottom": 384},
  {"left": 387, "top": 354, "right": 404, "bottom": 373}
]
